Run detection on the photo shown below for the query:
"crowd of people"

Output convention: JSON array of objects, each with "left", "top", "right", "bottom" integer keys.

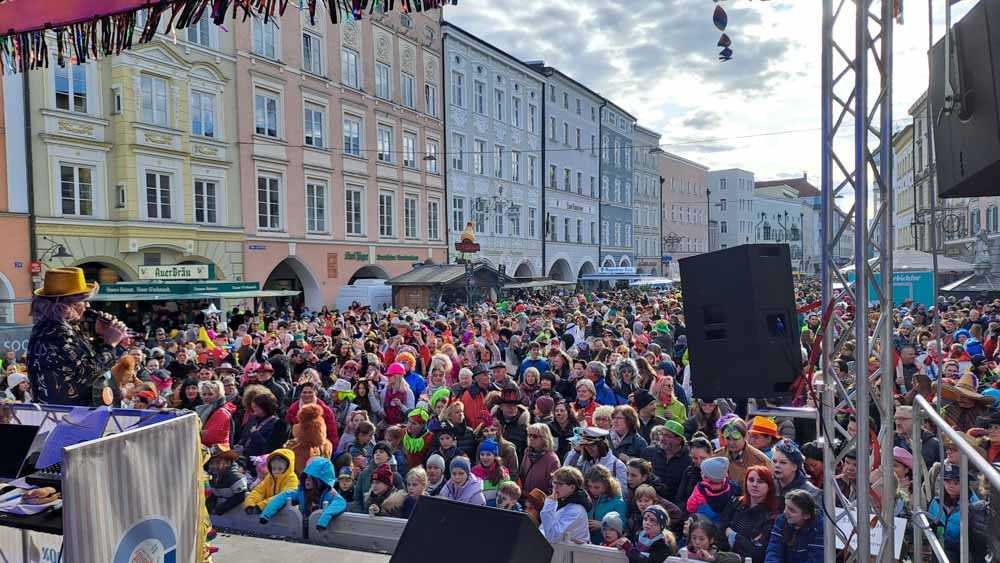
[{"left": 6, "top": 266, "right": 1000, "bottom": 562}]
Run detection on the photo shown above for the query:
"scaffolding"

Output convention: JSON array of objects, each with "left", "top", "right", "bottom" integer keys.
[{"left": 820, "top": 0, "right": 897, "bottom": 561}]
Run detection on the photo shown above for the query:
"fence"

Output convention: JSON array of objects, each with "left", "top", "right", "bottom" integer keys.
[{"left": 911, "top": 394, "right": 1000, "bottom": 563}]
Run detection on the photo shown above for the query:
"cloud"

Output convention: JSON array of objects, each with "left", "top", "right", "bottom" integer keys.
[{"left": 681, "top": 110, "right": 723, "bottom": 130}]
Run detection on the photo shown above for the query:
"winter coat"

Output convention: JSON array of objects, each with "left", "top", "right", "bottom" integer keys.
[
  {"left": 776, "top": 473, "right": 822, "bottom": 508},
  {"left": 363, "top": 488, "right": 407, "bottom": 517},
  {"left": 764, "top": 514, "right": 822, "bottom": 563},
  {"left": 548, "top": 419, "right": 579, "bottom": 460},
  {"left": 594, "top": 377, "right": 625, "bottom": 406},
  {"left": 574, "top": 400, "right": 598, "bottom": 426},
  {"left": 564, "top": 449, "right": 628, "bottom": 488},
  {"left": 493, "top": 404, "right": 530, "bottom": 458},
  {"left": 27, "top": 319, "right": 118, "bottom": 406},
  {"left": 286, "top": 400, "right": 340, "bottom": 452},
  {"left": 520, "top": 448, "right": 561, "bottom": 496},
  {"left": 244, "top": 449, "right": 299, "bottom": 511},
  {"left": 686, "top": 479, "right": 741, "bottom": 524},
  {"left": 674, "top": 464, "right": 701, "bottom": 516},
  {"left": 457, "top": 383, "right": 490, "bottom": 429},
  {"left": 539, "top": 494, "right": 590, "bottom": 544},
  {"left": 713, "top": 444, "right": 772, "bottom": 485},
  {"left": 929, "top": 494, "right": 980, "bottom": 553},
  {"left": 350, "top": 465, "right": 404, "bottom": 513},
  {"left": 640, "top": 445, "right": 691, "bottom": 501},
  {"left": 471, "top": 463, "right": 511, "bottom": 506},
  {"left": 611, "top": 431, "right": 648, "bottom": 460},
  {"left": 239, "top": 415, "right": 289, "bottom": 458},
  {"left": 429, "top": 421, "right": 479, "bottom": 460},
  {"left": 260, "top": 457, "right": 347, "bottom": 530},
  {"left": 207, "top": 463, "right": 247, "bottom": 515},
  {"left": 587, "top": 494, "right": 628, "bottom": 544},
  {"left": 638, "top": 414, "right": 667, "bottom": 444},
  {"left": 719, "top": 501, "right": 776, "bottom": 563},
  {"left": 199, "top": 400, "right": 237, "bottom": 448},
  {"left": 626, "top": 533, "right": 672, "bottom": 563},
  {"left": 437, "top": 473, "right": 487, "bottom": 506}
]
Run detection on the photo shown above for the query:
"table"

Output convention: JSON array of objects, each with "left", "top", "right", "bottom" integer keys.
[{"left": 0, "top": 503, "right": 63, "bottom": 561}]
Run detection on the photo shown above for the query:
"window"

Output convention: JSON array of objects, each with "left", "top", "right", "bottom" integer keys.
[
  {"left": 590, "top": 176, "right": 595, "bottom": 197},
  {"left": 377, "top": 125, "right": 393, "bottom": 162},
  {"left": 452, "top": 133, "right": 465, "bottom": 170},
  {"left": 562, "top": 92, "right": 569, "bottom": 109},
  {"left": 591, "top": 134, "right": 596, "bottom": 156},
  {"left": 614, "top": 179, "right": 621, "bottom": 202},
  {"left": 401, "top": 73, "right": 415, "bottom": 108},
  {"left": 549, "top": 84, "right": 555, "bottom": 102},
  {"left": 528, "top": 104, "right": 537, "bottom": 133},
  {"left": 257, "top": 174, "right": 281, "bottom": 229},
  {"left": 720, "top": 221, "right": 727, "bottom": 234},
  {"left": 304, "top": 105, "right": 325, "bottom": 148},
  {"left": 474, "top": 81, "right": 486, "bottom": 114},
  {"left": 473, "top": 201, "right": 485, "bottom": 234},
  {"left": 306, "top": 181, "right": 327, "bottom": 233},
  {"left": 403, "top": 132, "right": 416, "bottom": 168},
  {"left": 190, "top": 91, "right": 216, "bottom": 138},
  {"left": 548, "top": 214, "right": 557, "bottom": 241},
  {"left": 494, "top": 145, "right": 504, "bottom": 178},
  {"left": 528, "top": 155, "right": 537, "bottom": 187},
  {"left": 452, "top": 196, "right": 466, "bottom": 231},
  {"left": 424, "top": 83, "right": 437, "bottom": 116},
  {"left": 194, "top": 179, "right": 218, "bottom": 224},
  {"left": 549, "top": 117, "right": 556, "bottom": 140},
  {"left": 719, "top": 178, "right": 727, "bottom": 190},
  {"left": 111, "top": 86, "right": 122, "bottom": 114},
  {"left": 602, "top": 176, "right": 609, "bottom": 199},
  {"left": 345, "top": 185, "right": 364, "bottom": 236},
  {"left": 602, "top": 136, "right": 609, "bottom": 160},
  {"left": 972, "top": 208, "right": 982, "bottom": 233},
  {"left": 577, "top": 219, "right": 583, "bottom": 243},
  {"left": 428, "top": 199, "right": 440, "bottom": 240},
  {"left": 625, "top": 147, "right": 631, "bottom": 169},
  {"left": 510, "top": 208, "right": 521, "bottom": 236},
  {"left": 528, "top": 207, "right": 537, "bottom": 238},
  {"left": 602, "top": 221, "right": 609, "bottom": 245},
  {"left": 576, "top": 172, "right": 583, "bottom": 194},
  {"left": 302, "top": 32, "right": 323, "bottom": 74},
  {"left": 375, "top": 62, "right": 391, "bottom": 100},
  {"left": 140, "top": 75, "right": 168, "bottom": 126},
  {"left": 451, "top": 71, "right": 465, "bottom": 107},
  {"left": 576, "top": 128, "right": 581, "bottom": 150},
  {"left": 511, "top": 151, "right": 521, "bottom": 183},
  {"left": 59, "top": 164, "right": 93, "bottom": 216},
  {"left": 341, "top": 48, "right": 360, "bottom": 88},
  {"left": 591, "top": 106, "right": 596, "bottom": 122},
  {"left": 145, "top": 172, "right": 172, "bottom": 219},
  {"left": 719, "top": 198, "right": 726, "bottom": 211},
  {"left": 511, "top": 97, "right": 521, "bottom": 128},
  {"left": 591, "top": 222, "right": 596, "bottom": 244},
  {"left": 495, "top": 209, "right": 504, "bottom": 235},
  {"left": 564, "top": 218, "right": 571, "bottom": 241},
  {"left": 343, "top": 114, "right": 362, "bottom": 157},
  {"left": 404, "top": 195, "right": 418, "bottom": 238},
  {"left": 990, "top": 206, "right": 999, "bottom": 233},
  {"left": 474, "top": 140, "right": 486, "bottom": 174},
  {"left": 254, "top": 91, "right": 279, "bottom": 137},
  {"left": 379, "top": 191, "right": 395, "bottom": 237},
  {"left": 494, "top": 89, "right": 505, "bottom": 121},
  {"left": 549, "top": 165, "right": 557, "bottom": 189},
  {"left": 576, "top": 98, "right": 581, "bottom": 115},
  {"left": 187, "top": 17, "right": 213, "bottom": 47},
  {"left": 426, "top": 140, "right": 439, "bottom": 173},
  {"left": 563, "top": 122, "right": 569, "bottom": 145},
  {"left": 614, "top": 141, "right": 621, "bottom": 165},
  {"left": 563, "top": 168, "right": 571, "bottom": 191},
  {"left": 252, "top": 18, "right": 277, "bottom": 59},
  {"left": 615, "top": 222, "right": 622, "bottom": 246}
]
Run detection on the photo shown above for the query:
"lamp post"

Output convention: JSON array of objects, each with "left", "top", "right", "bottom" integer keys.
[
  {"left": 755, "top": 212, "right": 766, "bottom": 243},
  {"left": 38, "top": 236, "right": 73, "bottom": 262}
]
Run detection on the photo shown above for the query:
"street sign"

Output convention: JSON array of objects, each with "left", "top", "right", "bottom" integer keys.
[
  {"left": 660, "top": 255, "right": 672, "bottom": 264},
  {"left": 29, "top": 261, "right": 41, "bottom": 274},
  {"left": 454, "top": 240, "right": 481, "bottom": 253}
]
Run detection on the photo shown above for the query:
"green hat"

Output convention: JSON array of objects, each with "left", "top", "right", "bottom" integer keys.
[
  {"left": 664, "top": 420, "right": 686, "bottom": 441},
  {"left": 430, "top": 387, "right": 451, "bottom": 409},
  {"left": 653, "top": 320, "right": 671, "bottom": 335}
]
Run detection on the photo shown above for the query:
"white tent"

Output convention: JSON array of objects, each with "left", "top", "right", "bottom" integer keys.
[{"left": 838, "top": 249, "right": 974, "bottom": 274}]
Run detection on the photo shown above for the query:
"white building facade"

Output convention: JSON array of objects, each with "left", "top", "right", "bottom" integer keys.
[
  {"left": 708, "top": 168, "right": 755, "bottom": 249},
  {"left": 443, "top": 24, "right": 544, "bottom": 276}
]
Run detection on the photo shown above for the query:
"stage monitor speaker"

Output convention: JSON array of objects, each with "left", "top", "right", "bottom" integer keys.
[
  {"left": 930, "top": 0, "right": 1000, "bottom": 199},
  {"left": 679, "top": 244, "right": 801, "bottom": 401},
  {"left": 389, "top": 496, "right": 553, "bottom": 563}
]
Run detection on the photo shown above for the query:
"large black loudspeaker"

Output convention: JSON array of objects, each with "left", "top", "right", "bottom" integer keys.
[
  {"left": 679, "top": 244, "right": 801, "bottom": 401},
  {"left": 930, "top": 0, "right": 1000, "bottom": 199},
  {"left": 389, "top": 496, "right": 553, "bottom": 563}
]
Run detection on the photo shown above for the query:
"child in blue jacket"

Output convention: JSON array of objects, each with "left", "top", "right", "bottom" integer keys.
[{"left": 260, "top": 457, "right": 347, "bottom": 530}]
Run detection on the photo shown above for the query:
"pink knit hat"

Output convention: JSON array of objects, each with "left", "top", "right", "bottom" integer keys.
[
  {"left": 386, "top": 362, "right": 407, "bottom": 377},
  {"left": 892, "top": 446, "right": 914, "bottom": 470}
]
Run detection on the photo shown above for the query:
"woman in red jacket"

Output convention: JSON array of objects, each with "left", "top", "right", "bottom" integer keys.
[
  {"left": 197, "top": 380, "right": 237, "bottom": 448},
  {"left": 520, "top": 422, "right": 562, "bottom": 496},
  {"left": 285, "top": 381, "right": 340, "bottom": 452}
]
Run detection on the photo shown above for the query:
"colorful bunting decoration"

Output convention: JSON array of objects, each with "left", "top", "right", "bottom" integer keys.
[{"left": 713, "top": 2, "right": 731, "bottom": 61}]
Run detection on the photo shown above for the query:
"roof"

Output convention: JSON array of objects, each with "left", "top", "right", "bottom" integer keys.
[
  {"left": 754, "top": 176, "right": 821, "bottom": 197},
  {"left": 839, "top": 249, "right": 975, "bottom": 274},
  {"left": 387, "top": 262, "right": 514, "bottom": 286},
  {"left": 441, "top": 22, "right": 548, "bottom": 79},
  {"left": 526, "top": 63, "right": 606, "bottom": 105}
]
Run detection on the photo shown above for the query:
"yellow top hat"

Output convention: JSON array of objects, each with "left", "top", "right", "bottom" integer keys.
[{"left": 34, "top": 267, "right": 98, "bottom": 297}]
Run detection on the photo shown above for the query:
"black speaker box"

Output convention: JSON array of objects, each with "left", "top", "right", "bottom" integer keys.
[
  {"left": 930, "top": 0, "right": 1000, "bottom": 199},
  {"left": 679, "top": 244, "right": 802, "bottom": 401},
  {"left": 389, "top": 496, "right": 553, "bottom": 563}
]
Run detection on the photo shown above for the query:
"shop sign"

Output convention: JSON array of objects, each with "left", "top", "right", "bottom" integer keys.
[
  {"left": 375, "top": 254, "right": 420, "bottom": 261},
  {"left": 345, "top": 251, "right": 370, "bottom": 262},
  {"left": 327, "top": 253, "right": 338, "bottom": 279},
  {"left": 599, "top": 266, "right": 636, "bottom": 275},
  {"left": 138, "top": 264, "right": 211, "bottom": 280},
  {"left": 98, "top": 281, "right": 260, "bottom": 295}
]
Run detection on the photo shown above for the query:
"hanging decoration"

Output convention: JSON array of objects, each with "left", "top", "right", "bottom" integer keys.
[
  {"left": 0, "top": 0, "right": 457, "bottom": 73},
  {"left": 713, "top": 2, "right": 731, "bottom": 61}
]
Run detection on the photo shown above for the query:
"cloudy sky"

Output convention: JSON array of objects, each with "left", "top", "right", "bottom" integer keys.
[{"left": 444, "top": 0, "right": 973, "bottom": 183}]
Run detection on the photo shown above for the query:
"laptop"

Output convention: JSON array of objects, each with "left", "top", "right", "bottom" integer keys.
[{"left": 0, "top": 424, "right": 41, "bottom": 483}]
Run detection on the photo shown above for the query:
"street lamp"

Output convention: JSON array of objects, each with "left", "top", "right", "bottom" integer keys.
[
  {"left": 38, "top": 236, "right": 73, "bottom": 262},
  {"left": 755, "top": 212, "right": 766, "bottom": 243}
]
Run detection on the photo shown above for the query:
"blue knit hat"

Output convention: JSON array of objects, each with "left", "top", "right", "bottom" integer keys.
[
  {"left": 700, "top": 456, "right": 730, "bottom": 482},
  {"left": 644, "top": 505, "right": 670, "bottom": 531},
  {"left": 774, "top": 439, "right": 805, "bottom": 474},
  {"left": 450, "top": 456, "right": 471, "bottom": 475},
  {"left": 479, "top": 438, "right": 500, "bottom": 456}
]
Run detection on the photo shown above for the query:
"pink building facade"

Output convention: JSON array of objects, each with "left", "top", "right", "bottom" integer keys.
[
  {"left": 657, "top": 150, "right": 710, "bottom": 277},
  {"left": 235, "top": 8, "right": 447, "bottom": 309}
]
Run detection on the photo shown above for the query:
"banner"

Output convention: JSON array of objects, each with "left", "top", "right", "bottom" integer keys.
[{"left": 62, "top": 414, "right": 201, "bottom": 563}]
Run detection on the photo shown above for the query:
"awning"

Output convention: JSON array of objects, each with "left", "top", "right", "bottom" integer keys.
[
  {"left": 628, "top": 277, "right": 676, "bottom": 287},
  {"left": 579, "top": 273, "right": 651, "bottom": 282},
  {"left": 92, "top": 289, "right": 300, "bottom": 302},
  {"left": 503, "top": 280, "right": 576, "bottom": 289}
]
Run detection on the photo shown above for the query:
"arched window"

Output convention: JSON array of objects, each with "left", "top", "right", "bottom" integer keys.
[
  {"left": 971, "top": 208, "right": 981, "bottom": 233},
  {"left": 763, "top": 223, "right": 772, "bottom": 241}
]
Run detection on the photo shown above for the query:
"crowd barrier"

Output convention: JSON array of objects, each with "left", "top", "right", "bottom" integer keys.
[{"left": 212, "top": 507, "right": 629, "bottom": 562}]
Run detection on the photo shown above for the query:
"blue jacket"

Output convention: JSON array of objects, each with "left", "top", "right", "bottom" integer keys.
[
  {"left": 405, "top": 371, "right": 427, "bottom": 398},
  {"left": 594, "top": 377, "right": 625, "bottom": 406},
  {"left": 260, "top": 457, "right": 347, "bottom": 530},
  {"left": 765, "top": 514, "right": 822, "bottom": 563},
  {"left": 587, "top": 494, "right": 628, "bottom": 544},
  {"left": 518, "top": 358, "right": 550, "bottom": 379},
  {"left": 929, "top": 493, "right": 979, "bottom": 549}
]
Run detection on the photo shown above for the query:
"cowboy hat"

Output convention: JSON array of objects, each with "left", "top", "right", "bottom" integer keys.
[
  {"left": 34, "top": 267, "right": 97, "bottom": 297},
  {"left": 941, "top": 372, "right": 992, "bottom": 405},
  {"left": 207, "top": 444, "right": 240, "bottom": 463}
]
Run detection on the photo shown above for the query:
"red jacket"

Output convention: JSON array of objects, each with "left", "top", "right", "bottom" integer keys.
[
  {"left": 201, "top": 401, "right": 237, "bottom": 448},
  {"left": 403, "top": 431, "right": 435, "bottom": 469},
  {"left": 460, "top": 384, "right": 490, "bottom": 429},
  {"left": 286, "top": 400, "right": 340, "bottom": 453}
]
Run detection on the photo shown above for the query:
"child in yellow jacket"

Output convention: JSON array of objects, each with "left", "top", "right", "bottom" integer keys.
[{"left": 244, "top": 449, "right": 299, "bottom": 514}]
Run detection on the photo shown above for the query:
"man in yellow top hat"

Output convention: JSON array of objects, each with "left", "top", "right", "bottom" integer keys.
[{"left": 27, "top": 267, "right": 129, "bottom": 406}]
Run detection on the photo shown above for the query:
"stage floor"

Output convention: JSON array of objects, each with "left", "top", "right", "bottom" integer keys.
[{"left": 213, "top": 532, "right": 391, "bottom": 562}]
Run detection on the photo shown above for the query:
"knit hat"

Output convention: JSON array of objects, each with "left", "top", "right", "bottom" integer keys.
[
  {"left": 633, "top": 388, "right": 656, "bottom": 411},
  {"left": 386, "top": 362, "right": 407, "bottom": 377},
  {"left": 663, "top": 420, "right": 686, "bottom": 441},
  {"left": 601, "top": 511, "right": 625, "bottom": 534},
  {"left": 430, "top": 387, "right": 451, "bottom": 409},
  {"left": 450, "top": 456, "right": 471, "bottom": 475},
  {"left": 5, "top": 372, "right": 27, "bottom": 390},
  {"left": 540, "top": 370, "right": 557, "bottom": 385},
  {"left": 408, "top": 408, "right": 430, "bottom": 424},
  {"left": 373, "top": 441, "right": 394, "bottom": 458},
  {"left": 748, "top": 416, "right": 781, "bottom": 439},
  {"left": 479, "top": 438, "right": 500, "bottom": 456},
  {"left": 535, "top": 395, "right": 555, "bottom": 416},
  {"left": 942, "top": 463, "right": 961, "bottom": 481},
  {"left": 372, "top": 463, "right": 395, "bottom": 487},
  {"left": 700, "top": 457, "right": 730, "bottom": 482},
  {"left": 892, "top": 446, "right": 914, "bottom": 470},
  {"left": 774, "top": 439, "right": 805, "bottom": 472},
  {"left": 644, "top": 505, "right": 670, "bottom": 530},
  {"left": 426, "top": 454, "right": 446, "bottom": 471}
]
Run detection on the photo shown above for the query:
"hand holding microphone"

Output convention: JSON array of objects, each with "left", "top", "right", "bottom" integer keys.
[{"left": 86, "top": 309, "right": 128, "bottom": 346}]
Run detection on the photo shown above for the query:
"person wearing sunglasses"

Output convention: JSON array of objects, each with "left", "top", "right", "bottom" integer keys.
[{"left": 712, "top": 416, "right": 773, "bottom": 484}]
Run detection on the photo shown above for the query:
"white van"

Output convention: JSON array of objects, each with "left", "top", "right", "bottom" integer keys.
[{"left": 335, "top": 279, "right": 392, "bottom": 311}]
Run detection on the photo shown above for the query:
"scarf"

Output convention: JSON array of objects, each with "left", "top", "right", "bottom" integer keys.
[
  {"left": 609, "top": 428, "right": 626, "bottom": 449},
  {"left": 403, "top": 430, "right": 429, "bottom": 454},
  {"left": 525, "top": 446, "right": 546, "bottom": 466},
  {"left": 637, "top": 532, "right": 663, "bottom": 551}
]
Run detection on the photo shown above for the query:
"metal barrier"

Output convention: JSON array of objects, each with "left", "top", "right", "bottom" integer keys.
[{"left": 911, "top": 394, "right": 1000, "bottom": 563}]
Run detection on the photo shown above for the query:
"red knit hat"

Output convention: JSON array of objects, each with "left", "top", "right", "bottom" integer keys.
[{"left": 372, "top": 463, "right": 394, "bottom": 487}]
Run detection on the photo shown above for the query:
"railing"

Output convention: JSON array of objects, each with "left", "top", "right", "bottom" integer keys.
[{"left": 911, "top": 394, "right": 1000, "bottom": 563}]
